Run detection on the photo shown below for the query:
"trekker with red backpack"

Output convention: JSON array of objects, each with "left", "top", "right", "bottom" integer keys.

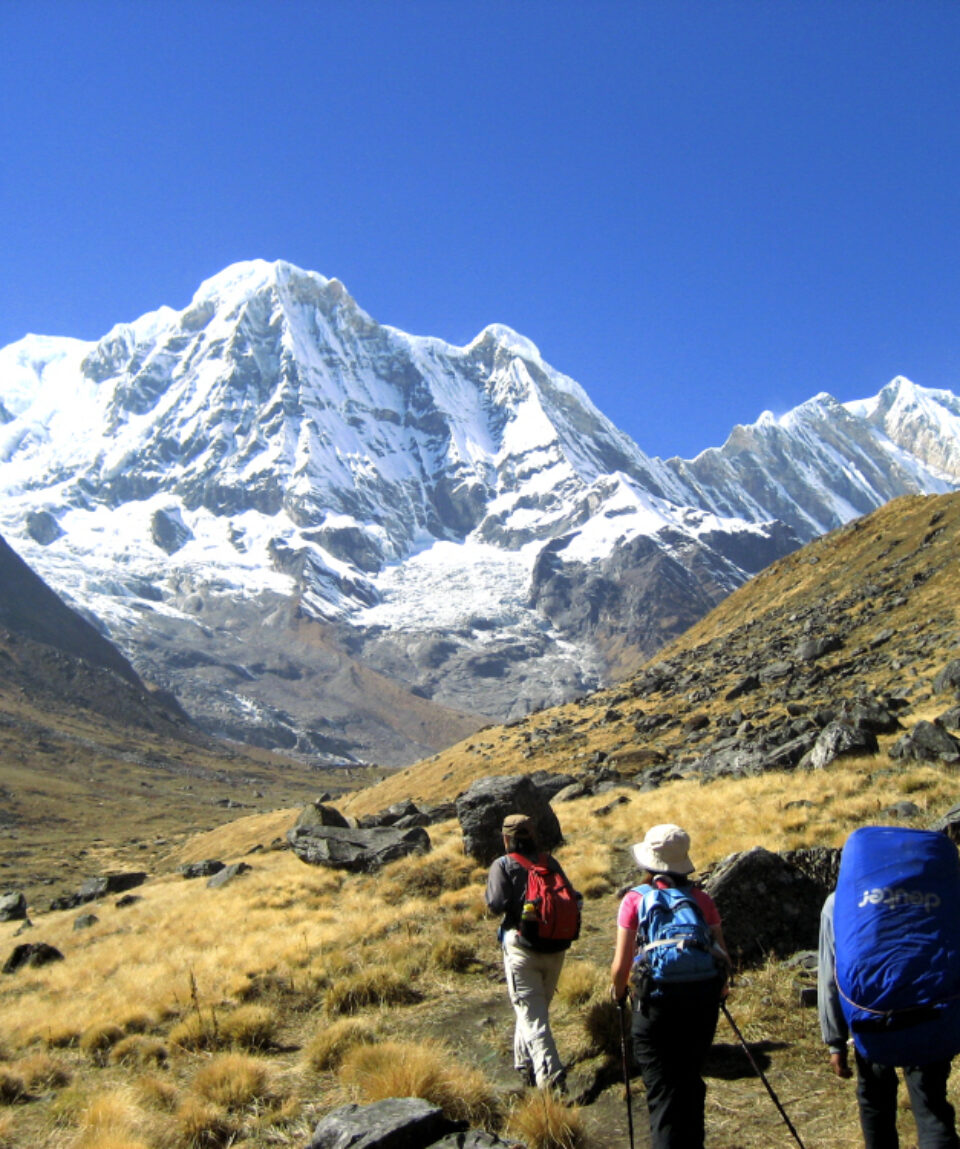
[{"left": 485, "top": 812, "right": 582, "bottom": 1092}]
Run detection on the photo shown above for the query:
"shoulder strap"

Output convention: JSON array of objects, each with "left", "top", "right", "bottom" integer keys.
[{"left": 509, "top": 852, "right": 549, "bottom": 871}]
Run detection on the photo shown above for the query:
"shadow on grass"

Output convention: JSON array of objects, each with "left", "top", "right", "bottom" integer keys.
[{"left": 705, "top": 1039, "right": 790, "bottom": 1080}]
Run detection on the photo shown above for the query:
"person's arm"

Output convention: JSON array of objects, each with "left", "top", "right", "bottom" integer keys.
[
  {"left": 611, "top": 925, "right": 636, "bottom": 1001},
  {"left": 818, "top": 894, "right": 852, "bottom": 1078},
  {"left": 485, "top": 858, "right": 511, "bottom": 915}
]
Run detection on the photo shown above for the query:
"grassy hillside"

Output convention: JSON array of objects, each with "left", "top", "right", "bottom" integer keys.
[{"left": 0, "top": 493, "right": 959, "bottom": 1147}]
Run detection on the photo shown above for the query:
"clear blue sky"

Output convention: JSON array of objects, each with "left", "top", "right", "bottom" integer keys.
[{"left": 2, "top": 1, "right": 958, "bottom": 460}]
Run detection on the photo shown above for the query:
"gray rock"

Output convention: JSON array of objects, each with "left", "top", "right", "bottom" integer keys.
[
  {"left": 74, "top": 913, "right": 99, "bottom": 930},
  {"left": 207, "top": 862, "right": 252, "bottom": 888},
  {"left": 890, "top": 721, "right": 960, "bottom": 764},
  {"left": 725, "top": 674, "right": 759, "bottom": 701},
  {"left": 837, "top": 698, "right": 902, "bottom": 735},
  {"left": 0, "top": 892, "right": 27, "bottom": 922},
  {"left": 552, "top": 782, "right": 589, "bottom": 802},
  {"left": 307, "top": 1097, "right": 462, "bottom": 1149},
  {"left": 802, "top": 721, "right": 879, "bottom": 769},
  {"left": 795, "top": 635, "right": 842, "bottom": 662},
  {"left": 704, "top": 847, "right": 824, "bottom": 965},
  {"left": 431, "top": 1134, "right": 515, "bottom": 1149},
  {"left": 294, "top": 802, "right": 350, "bottom": 831},
  {"left": 759, "top": 661, "right": 793, "bottom": 682},
  {"left": 179, "top": 860, "right": 225, "bottom": 879},
  {"left": 77, "top": 872, "right": 148, "bottom": 903},
  {"left": 455, "top": 774, "right": 563, "bottom": 865},
  {"left": 887, "top": 800, "right": 921, "bottom": 819},
  {"left": 938, "top": 706, "right": 960, "bottom": 731},
  {"left": 288, "top": 824, "right": 431, "bottom": 872},
  {"left": 3, "top": 942, "right": 64, "bottom": 974},
  {"left": 929, "top": 804, "right": 960, "bottom": 845},
  {"left": 781, "top": 846, "right": 841, "bottom": 896},
  {"left": 934, "top": 661, "right": 960, "bottom": 694}
]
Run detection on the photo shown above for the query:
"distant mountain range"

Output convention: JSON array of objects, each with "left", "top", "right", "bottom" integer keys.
[{"left": 1, "top": 260, "right": 958, "bottom": 764}]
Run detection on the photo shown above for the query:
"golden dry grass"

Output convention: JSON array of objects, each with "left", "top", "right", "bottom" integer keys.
[
  {"left": 505, "top": 1088, "right": 587, "bottom": 1149},
  {"left": 338, "top": 1039, "right": 501, "bottom": 1128}
]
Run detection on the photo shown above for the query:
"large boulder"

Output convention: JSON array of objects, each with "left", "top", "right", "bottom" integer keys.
[
  {"left": 890, "top": 721, "right": 960, "bottom": 765},
  {"left": 294, "top": 802, "right": 350, "bottom": 831},
  {"left": 704, "top": 847, "right": 824, "bottom": 965},
  {"left": 307, "top": 1097, "right": 461, "bottom": 1149},
  {"left": 802, "top": 721, "right": 879, "bottom": 769},
  {"left": 456, "top": 774, "right": 563, "bottom": 865},
  {"left": 933, "top": 661, "right": 960, "bottom": 694},
  {"left": 288, "top": 824, "right": 431, "bottom": 873},
  {"left": 3, "top": 942, "right": 64, "bottom": 974},
  {"left": 0, "top": 892, "right": 27, "bottom": 922}
]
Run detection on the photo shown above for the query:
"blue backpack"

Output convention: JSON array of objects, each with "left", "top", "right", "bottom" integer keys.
[
  {"left": 631, "top": 883, "right": 722, "bottom": 991},
  {"left": 834, "top": 826, "right": 960, "bottom": 1066}
]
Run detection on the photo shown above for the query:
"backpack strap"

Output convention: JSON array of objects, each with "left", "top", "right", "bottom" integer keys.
[{"left": 509, "top": 852, "right": 549, "bottom": 871}]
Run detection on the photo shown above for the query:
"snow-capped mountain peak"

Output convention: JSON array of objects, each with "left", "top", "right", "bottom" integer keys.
[{"left": 1, "top": 259, "right": 957, "bottom": 765}]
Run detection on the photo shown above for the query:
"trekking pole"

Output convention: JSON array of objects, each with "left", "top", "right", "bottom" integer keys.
[
  {"left": 721, "top": 1001, "right": 807, "bottom": 1149},
  {"left": 616, "top": 997, "right": 636, "bottom": 1149}
]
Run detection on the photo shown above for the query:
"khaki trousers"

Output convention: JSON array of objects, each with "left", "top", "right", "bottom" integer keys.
[{"left": 501, "top": 930, "right": 565, "bottom": 1086}]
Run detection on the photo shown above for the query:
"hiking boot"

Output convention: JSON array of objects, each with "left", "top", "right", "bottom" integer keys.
[
  {"left": 516, "top": 1065, "right": 536, "bottom": 1088},
  {"left": 547, "top": 1070, "right": 568, "bottom": 1097}
]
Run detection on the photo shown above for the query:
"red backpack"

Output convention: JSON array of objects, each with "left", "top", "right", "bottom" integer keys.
[{"left": 510, "top": 853, "right": 581, "bottom": 947}]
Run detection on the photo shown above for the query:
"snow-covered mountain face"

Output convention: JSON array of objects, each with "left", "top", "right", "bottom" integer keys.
[{"left": 1, "top": 260, "right": 957, "bottom": 764}]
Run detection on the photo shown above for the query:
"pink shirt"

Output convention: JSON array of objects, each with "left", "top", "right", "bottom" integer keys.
[{"left": 617, "top": 881, "right": 721, "bottom": 932}]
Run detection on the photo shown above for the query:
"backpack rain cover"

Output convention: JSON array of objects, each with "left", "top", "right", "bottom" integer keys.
[{"left": 834, "top": 825, "right": 960, "bottom": 1066}]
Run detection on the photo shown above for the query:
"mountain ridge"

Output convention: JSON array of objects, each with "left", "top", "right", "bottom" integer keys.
[{"left": 1, "top": 260, "right": 957, "bottom": 763}]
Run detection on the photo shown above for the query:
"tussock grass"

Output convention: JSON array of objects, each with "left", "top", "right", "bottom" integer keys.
[
  {"left": 324, "top": 966, "right": 421, "bottom": 1015},
  {"left": 79, "top": 1023, "right": 125, "bottom": 1064},
  {"left": 505, "top": 1089, "right": 586, "bottom": 1149},
  {"left": 191, "top": 1053, "right": 273, "bottom": 1109},
  {"left": 15, "top": 1052, "right": 71, "bottom": 1091},
  {"left": 108, "top": 1035, "right": 168, "bottom": 1067},
  {"left": 174, "top": 1094, "right": 235, "bottom": 1148},
  {"left": 71, "top": 1087, "right": 155, "bottom": 1149},
  {"left": 429, "top": 934, "right": 477, "bottom": 972},
  {"left": 303, "top": 1017, "right": 379, "bottom": 1072},
  {"left": 338, "top": 1039, "right": 500, "bottom": 1128},
  {"left": 0, "top": 1068, "right": 27, "bottom": 1105},
  {"left": 556, "top": 961, "right": 603, "bottom": 1007}
]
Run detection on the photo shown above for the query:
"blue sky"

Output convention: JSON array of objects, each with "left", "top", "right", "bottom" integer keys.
[{"left": 2, "top": 1, "right": 958, "bottom": 460}]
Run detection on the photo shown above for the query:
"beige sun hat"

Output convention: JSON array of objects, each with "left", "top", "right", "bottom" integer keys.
[
  {"left": 502, "top": 813, "right": 534, "bottom": 835},
  {"left": 631, "top": 824, "right": 695, "bottom": 875}
]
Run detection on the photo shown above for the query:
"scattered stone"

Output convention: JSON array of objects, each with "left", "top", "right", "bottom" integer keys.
[
  {"left": 795, "top": 635, "right": 842, "bottom": 662},
  {"left": 725, "top": 674, "right": 759, "bottom": 701},
  {"left": 3, "top": 942, "right": 64, "bottom": 974},
  {"left": 74, "top": 913, "right": 98, "bottom": 930},
  {"left": 179, "top": 860, "right": 226, "bottom": 880},
  {"left": 802, "top": 721, "right": 879, "bottom": 769},
  {"left": 289, "top": 825, "right": 431, "bottom": 872},
  {"left": 933, "top": 661, "right": 960, "bottom": 694},
  {"left": 115, "top": 894, "right": 141, "bottom": 908},
  {"left": 890, "top": 721, "right": 960, "bottom": 764},
  {"left": 207, "top": 863, "right": 252, "bottom": 889},
  {"left": 887, "top": 800, "right": 921, "bottom": 819},
  {"left": 0, "top": 892, "right": 27, "bottom": 922},
  {"left": 307, "top": 1097, "right": 462, "bottom": 1149}
]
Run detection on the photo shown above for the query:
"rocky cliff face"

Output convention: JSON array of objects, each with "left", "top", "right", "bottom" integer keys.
[{"left": 0, "top": 261, "right": 957, "bottom": 764}]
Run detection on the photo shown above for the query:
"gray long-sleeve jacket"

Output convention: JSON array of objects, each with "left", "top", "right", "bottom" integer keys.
[{"left": 818, "top": 891, "right": 849, "bottom": 1055}]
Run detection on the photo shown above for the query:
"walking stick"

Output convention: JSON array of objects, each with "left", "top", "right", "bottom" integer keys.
[
  {"left": 721, "top": 1000, "right": 807, "bottom": 1149},
  {"left": 616, "top": 997, "right": 636, "bottom": 1149}
]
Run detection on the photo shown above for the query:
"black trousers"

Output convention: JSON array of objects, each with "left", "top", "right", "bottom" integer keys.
[
  {"left": 632, "top": 980, "right": 721, "bottom": 1149},
  {"left": 855, "top": 1050, "right": 960, "bottom": 1149}
]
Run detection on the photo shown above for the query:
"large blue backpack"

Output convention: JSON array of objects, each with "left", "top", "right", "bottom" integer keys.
[
  {"left": 834, "top": 826, "right": 960, "bottom": 1066},
  {"left": 631, "top": 883, "right": 722, "bottom": 991}
]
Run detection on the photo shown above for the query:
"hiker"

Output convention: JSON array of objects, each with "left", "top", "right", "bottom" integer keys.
[
  {"left": 610, "top": 823, "right": 728, "bottom": 1149},
  {"left": 485, "top": 812, "right": 582, "bottom": 1091},
  {"left": 819, "top": 826, "right": 960, "bottom": 1149}
]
